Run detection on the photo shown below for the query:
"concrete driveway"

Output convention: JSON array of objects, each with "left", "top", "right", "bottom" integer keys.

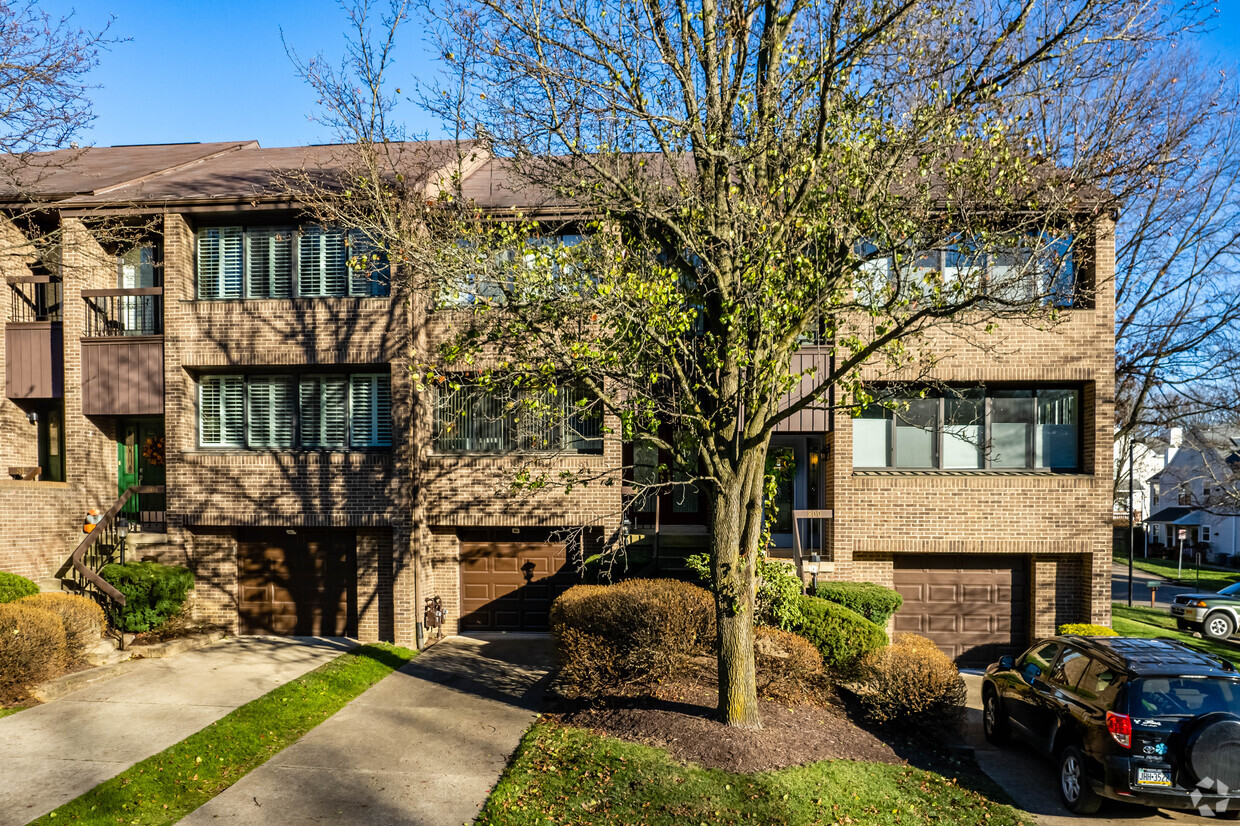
[
  {"left": 0, "top": 636, "right": 353, "bottom": 826},
  {"left": 962, "top": 673, "right": 1209, "bottom": 824},
  {"left": 180, "top": 634, "right": 555, "bottom": 826}
]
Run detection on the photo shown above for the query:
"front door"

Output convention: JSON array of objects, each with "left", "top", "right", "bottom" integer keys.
[
  {"left": 118, "top": 418, "right": 165, "bottom": 528},
  {"left": 769, "top": 436, "right": 824, "bottom": 551}
]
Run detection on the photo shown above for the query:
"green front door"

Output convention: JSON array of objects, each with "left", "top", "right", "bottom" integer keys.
[{"left": 118, "top": 418, "right": 165, "bottom": 528}]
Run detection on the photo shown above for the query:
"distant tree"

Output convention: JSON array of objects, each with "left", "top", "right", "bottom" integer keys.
[{"left": 296, "top": 0, "right": 1211, "bottom": 727}]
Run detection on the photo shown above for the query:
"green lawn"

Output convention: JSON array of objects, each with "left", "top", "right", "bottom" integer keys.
[
  {"left": 1114, "top": 554, "right": 1240, "bottom": 592},
  {"left": 1111, "top": 603, "right": 1239, "bottom": 663},
  {"left": 0, "top": 705, "right": 27, "bottom": 719},
  {"left": 477, "top": 723, "right": 1032, "bottom": 826},
  {"left": 30, "top": 642, "right": 415, "bottom": 825}
]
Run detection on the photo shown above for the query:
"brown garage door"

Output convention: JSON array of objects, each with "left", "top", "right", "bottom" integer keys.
[
  {"left": 238, "top": 528, "right": 357, "bottom": 637},
  {"left": 459, "top": 537, "right": 574, "bottom": 631},
  {"left": 893, "top": 555, "right": 1028, "bottom": 667}
]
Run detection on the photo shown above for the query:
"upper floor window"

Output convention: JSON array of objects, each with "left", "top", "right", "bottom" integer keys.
[
  {"left": 857, "top": 232, "right": 1077, "bottom": 309},
  {"left": 852, "top": 386, "right": 1081, "bottom": 471},
  {"left": 433, "top": 379, "right": 602, "bottom": 454},
  {"left": 196, "top": 225, "right": 389, "bottom": 300},
  {"left": 199, "top": 372, "right": 391, "bottom": 450}
]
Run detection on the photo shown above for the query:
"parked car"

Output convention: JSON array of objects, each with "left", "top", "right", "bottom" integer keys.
[
  {"left": 1171, "top": 583, "right": 1240, "bottom": 640},
  {"left": 982, "top": 635, "right": 1240, "bottom": 817}
]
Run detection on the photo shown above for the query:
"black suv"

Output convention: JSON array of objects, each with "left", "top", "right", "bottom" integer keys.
[{"left": 982, "top": 635, "right": 1240, "bottom": 817}]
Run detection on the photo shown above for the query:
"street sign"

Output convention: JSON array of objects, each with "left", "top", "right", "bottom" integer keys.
[{"left": 1178, "top": 528, "right": 1188, "bottom": 541}]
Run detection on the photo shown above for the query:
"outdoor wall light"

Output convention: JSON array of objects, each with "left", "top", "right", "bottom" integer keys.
[
  {"left": 116, "top": 518, "right": 129, "bottom": 540},
  {"left": 26, "top": 410, "right": 36, "bottom": 424}
]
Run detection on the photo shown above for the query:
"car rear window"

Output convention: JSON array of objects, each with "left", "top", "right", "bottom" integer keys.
[{"left": 1133, "top": 678, "right": 1240, "bottom": 717}]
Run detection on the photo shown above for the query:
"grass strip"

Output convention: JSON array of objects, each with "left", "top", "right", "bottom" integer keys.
[
  {"left": 31, "top": 642, "right": 414, "bottom": 825},
  {"left": 0, "top": 705, "right": 27, "bottom": 719},
  {"left": 1112, "top": 603, "right": 1240, "bottom": 663},
  {"left": 477, "top": 723, "right": 1033, "bottom": 825},
  {"left": 1114, "top": 554, "right": 1239, "bottom": 592}
]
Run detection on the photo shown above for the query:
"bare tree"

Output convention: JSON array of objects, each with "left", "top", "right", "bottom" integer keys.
[{"left": 295, "top": 0, "right": 1211, "bottom": 727}]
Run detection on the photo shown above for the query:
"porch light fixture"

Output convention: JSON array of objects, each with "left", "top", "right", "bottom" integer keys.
[
  {"left": 285, "top": 528, "right": 297, "bottom": 535},
  {"left": 26, "top": 410, "right": 36, "bottom": 425},
  {"left": 116, "top": 518, "right": 128, "bottom": 540}
]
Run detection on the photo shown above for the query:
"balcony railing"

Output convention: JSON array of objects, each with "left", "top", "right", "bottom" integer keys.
[
  {"left": 8, "top": 276, "right": 61, "bottom": 323},
  {"left": 82, "top": 288, "right": 163, "bottom": 337}
]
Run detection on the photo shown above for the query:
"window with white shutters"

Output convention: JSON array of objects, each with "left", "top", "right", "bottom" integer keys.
[
  {"left": 350, "top": 374, "right": 392, "bottom": 447},
  {"left": 199, "top": 375, "right": 245, "bottom": 446},
  {"left": 246, "top": 375, "right": 296, "bottom": 448},
  {"left": 299, "top": 375, "right": 349, "bottom": 448},
  {"left": 299, "top": 227, "right": 349, "bottom": 297},
  {"left": 245, "top": 227, "right": 293, "bottom": 298},
  {"left": 197, "top": 227, "right": 243, "bottom": 299},
  {"left": 198, "top": 372, "right": 389, "bottom": 450},
  {"left": 197, "top": 225, "right": 389, "bottom": 299}
]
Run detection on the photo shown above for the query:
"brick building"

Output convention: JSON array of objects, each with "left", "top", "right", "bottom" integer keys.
[{"left": 0, "top": 141, "right": 1112, "bottom": 662}]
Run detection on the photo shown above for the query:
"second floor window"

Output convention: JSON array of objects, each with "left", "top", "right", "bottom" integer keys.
[
  {"left": 196, "top": 226, "right": 390, "bottom": 300},
  {"left": 199, "top": 372, "right": 391, "bottom": 450},
  {"left": 852, "top": 386, "right": 1081, "bottom": 471},
  {"left": 433, "top": 380, "right": 602, "bottom": 454}
]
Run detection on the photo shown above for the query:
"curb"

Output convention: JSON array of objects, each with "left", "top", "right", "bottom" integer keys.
[{"left": 131, "top": 629, "right": 228, "bottom": 659}]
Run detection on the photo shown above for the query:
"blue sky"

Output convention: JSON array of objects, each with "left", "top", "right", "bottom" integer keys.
[{"left": 35, "top": 1, "right": 1240, "bottom": 150}]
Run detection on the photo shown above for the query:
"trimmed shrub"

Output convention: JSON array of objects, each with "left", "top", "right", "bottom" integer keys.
[
  {"left": 1058, "top": 623, "right": 1117, "bottom": 637},
  {"left": 550, "top": 579, "right": 716, "bottom": 694},
  {"left": 755, "top": 625, "right": 823, "bottom": 699},
  {"left": 812, "top": 581, "right": 903, "bottom": 627},
  {"left": 857, "top": 632, "right": 968, "bottom": 730},
  {"left": 791, "top": 595, "right": 887, "bottom": 675},
  {"left": 685, "top": 552, "right": 804, "bottom": 630},
  {"left": 0, "top": 571, "right": 39, "bottom": 604},
  {"left": 17, "top": 593, "right": 105, "bottom": 665},
  {"left": 99, "top": 562, "right": 194, "bottom": 633},
  {"left": 0, "top": 602, "right": 67, "bottom": 702}
]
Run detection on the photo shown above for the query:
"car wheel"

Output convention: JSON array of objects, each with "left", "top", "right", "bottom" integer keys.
[
  {"left": 1204, "top": 613, "right": 1235, "bottom": 641},
  {"left": 1059, "top": 745, "right": 1103, "bottom": 815},
  {"left": 983, "top": 689, "right": 1010, "bottom": 746}
]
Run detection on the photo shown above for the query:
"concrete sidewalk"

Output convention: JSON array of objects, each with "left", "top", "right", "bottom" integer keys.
[
  {"left": 180, "top": 634, "right": 554, "bottom": 826},
  {"left": 0, "top": 636, "right": 352, "bottom": 826}
]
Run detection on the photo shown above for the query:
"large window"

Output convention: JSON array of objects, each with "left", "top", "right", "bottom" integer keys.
[
  {"left": 852, "top": 386, "right": 1081, "bottom": 471},
  {"left": 199, "top": 373, "right": 391, "bottom": 449},
  {"left": 196, "top": 225, "right": 389, "bottom": 299},
  {"left": 434, "top": 380, "right": 602, "bottom": 454},
  {"left": 857, "top": 233, "right": 1077, "bottom": 308}
]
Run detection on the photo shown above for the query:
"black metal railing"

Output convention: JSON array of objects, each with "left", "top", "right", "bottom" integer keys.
[
  {"left": 120, "top": 485, "right": 166, "bottom": 532},
  {"left": 82, "top": 288, "right": 163, "bottom": 337},
  {"left": 8, "top": 276, "right": 61, "bottom": 322}
]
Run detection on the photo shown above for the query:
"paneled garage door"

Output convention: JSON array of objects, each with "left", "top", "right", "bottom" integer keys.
[
  {"left": 459, "top": 537, "right": 574, "bottom": 631},
  {"left": 893, "top": 555, "right": 1029, "bottom": 666},
  {"left": 237, "top": 528, "right": 357, "bottom": 637}
]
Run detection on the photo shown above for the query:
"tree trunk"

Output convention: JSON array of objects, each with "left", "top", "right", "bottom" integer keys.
[{"left": 710, "top": 448, "right": 767, "bottom": 728}]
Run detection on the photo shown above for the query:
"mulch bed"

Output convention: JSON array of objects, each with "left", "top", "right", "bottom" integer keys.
[
  {"left": 547, "top": 663, "right": 904, "bottom": 773},
  {"left": 128, "top": 619, "right": 227, "bottom": 646}
]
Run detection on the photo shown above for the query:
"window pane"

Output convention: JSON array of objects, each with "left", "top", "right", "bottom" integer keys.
[
  {"left": 1037, "top": 234, "right": 1075, "bottom": 307},
  {"left": 1037, "top": 388, "right": 1079, "bottom": 469},
  {"left": 247, "top": 227, "right": 293, "bottom": 298},
  {"left": 989, "top": 247, "right": 1034, "bottom": 304},
  {"left": 200, "top": 375, "right": 244, "bottom": 446},
  {"left": 299, "top": 375, "right": 348, "bottom": 448},
  {"left": 298, "top": 228, "right": 348, "bottom": 296},
  {"left": 350, "top": 374, "right": 391, "bottom": 447},
  {"left": 672, "top": 431, "right": 699, "bottom": 513},
  {"left": 852, "top": 406, "right": 890, "bottom": 467},
  {"left": 346, "top": 230, "right": 390, "bottom": 297},
  {"left": 247, "top": 376, "right": 295, "bottom": 448},
  {"left": 197, "top": 227, "right": 243, "bottom": 299},
  {"left": 943, "top": 390, "right": 984, "bottom": 469},
  {"left": 895, "top": 398, "right": 937, "bottom": 468},
  {"left": 633, "top": 440, "right": 658, "bottom": 514},
  {"left": 992, "top": 391, "right": 1034, "bottom": 468}
]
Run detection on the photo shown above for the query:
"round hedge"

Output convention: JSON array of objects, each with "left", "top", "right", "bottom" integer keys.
[
  {"left": 0, "top": 571, "right": 39, "bottom": 604},
  {"left": 791, "top": 595, "right": 888, "bottom": 675},
  {"left": 812, "top": 581, "right": 903, "bottom": 627},
  {"left": 0, "top": 602, "right": 67, "bottom": 702}
]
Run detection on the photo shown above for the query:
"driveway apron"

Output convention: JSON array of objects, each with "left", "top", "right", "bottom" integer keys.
[
  {"left": 0, "top": 636, "right": 352, "bottom": 826},
  {"left": 179, "top": 634, "right": 554, "bottom": 826}
]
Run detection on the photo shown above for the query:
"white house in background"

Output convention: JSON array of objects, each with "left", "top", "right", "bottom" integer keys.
[
  {"left": 1145, "top": 427, "right": 1240, "bottom": 564},
  {"left": 1114, "top": 432, "right": 1168, "bottom": 522}
]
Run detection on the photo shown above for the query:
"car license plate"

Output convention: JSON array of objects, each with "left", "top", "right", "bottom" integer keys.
[{"left": 1137, "top": 768, "right": 1173, "bottom": 787}]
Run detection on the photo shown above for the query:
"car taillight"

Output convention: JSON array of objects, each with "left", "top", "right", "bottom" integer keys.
[{"left": 1107, "top": 711, "right": 1132, "bottom": 749}]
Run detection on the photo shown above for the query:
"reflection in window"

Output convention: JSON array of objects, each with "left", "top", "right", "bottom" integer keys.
[{"left": 852, "top": 386, "right": 1081, "bottom": 471}]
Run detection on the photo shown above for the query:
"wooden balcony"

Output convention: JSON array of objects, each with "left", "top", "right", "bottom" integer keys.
[
  {"left": 6, "top": 276, "right": 63, "bottom": 400},
  {"left": 80, "top": 289, "right": 163, "bottom": 416}
]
